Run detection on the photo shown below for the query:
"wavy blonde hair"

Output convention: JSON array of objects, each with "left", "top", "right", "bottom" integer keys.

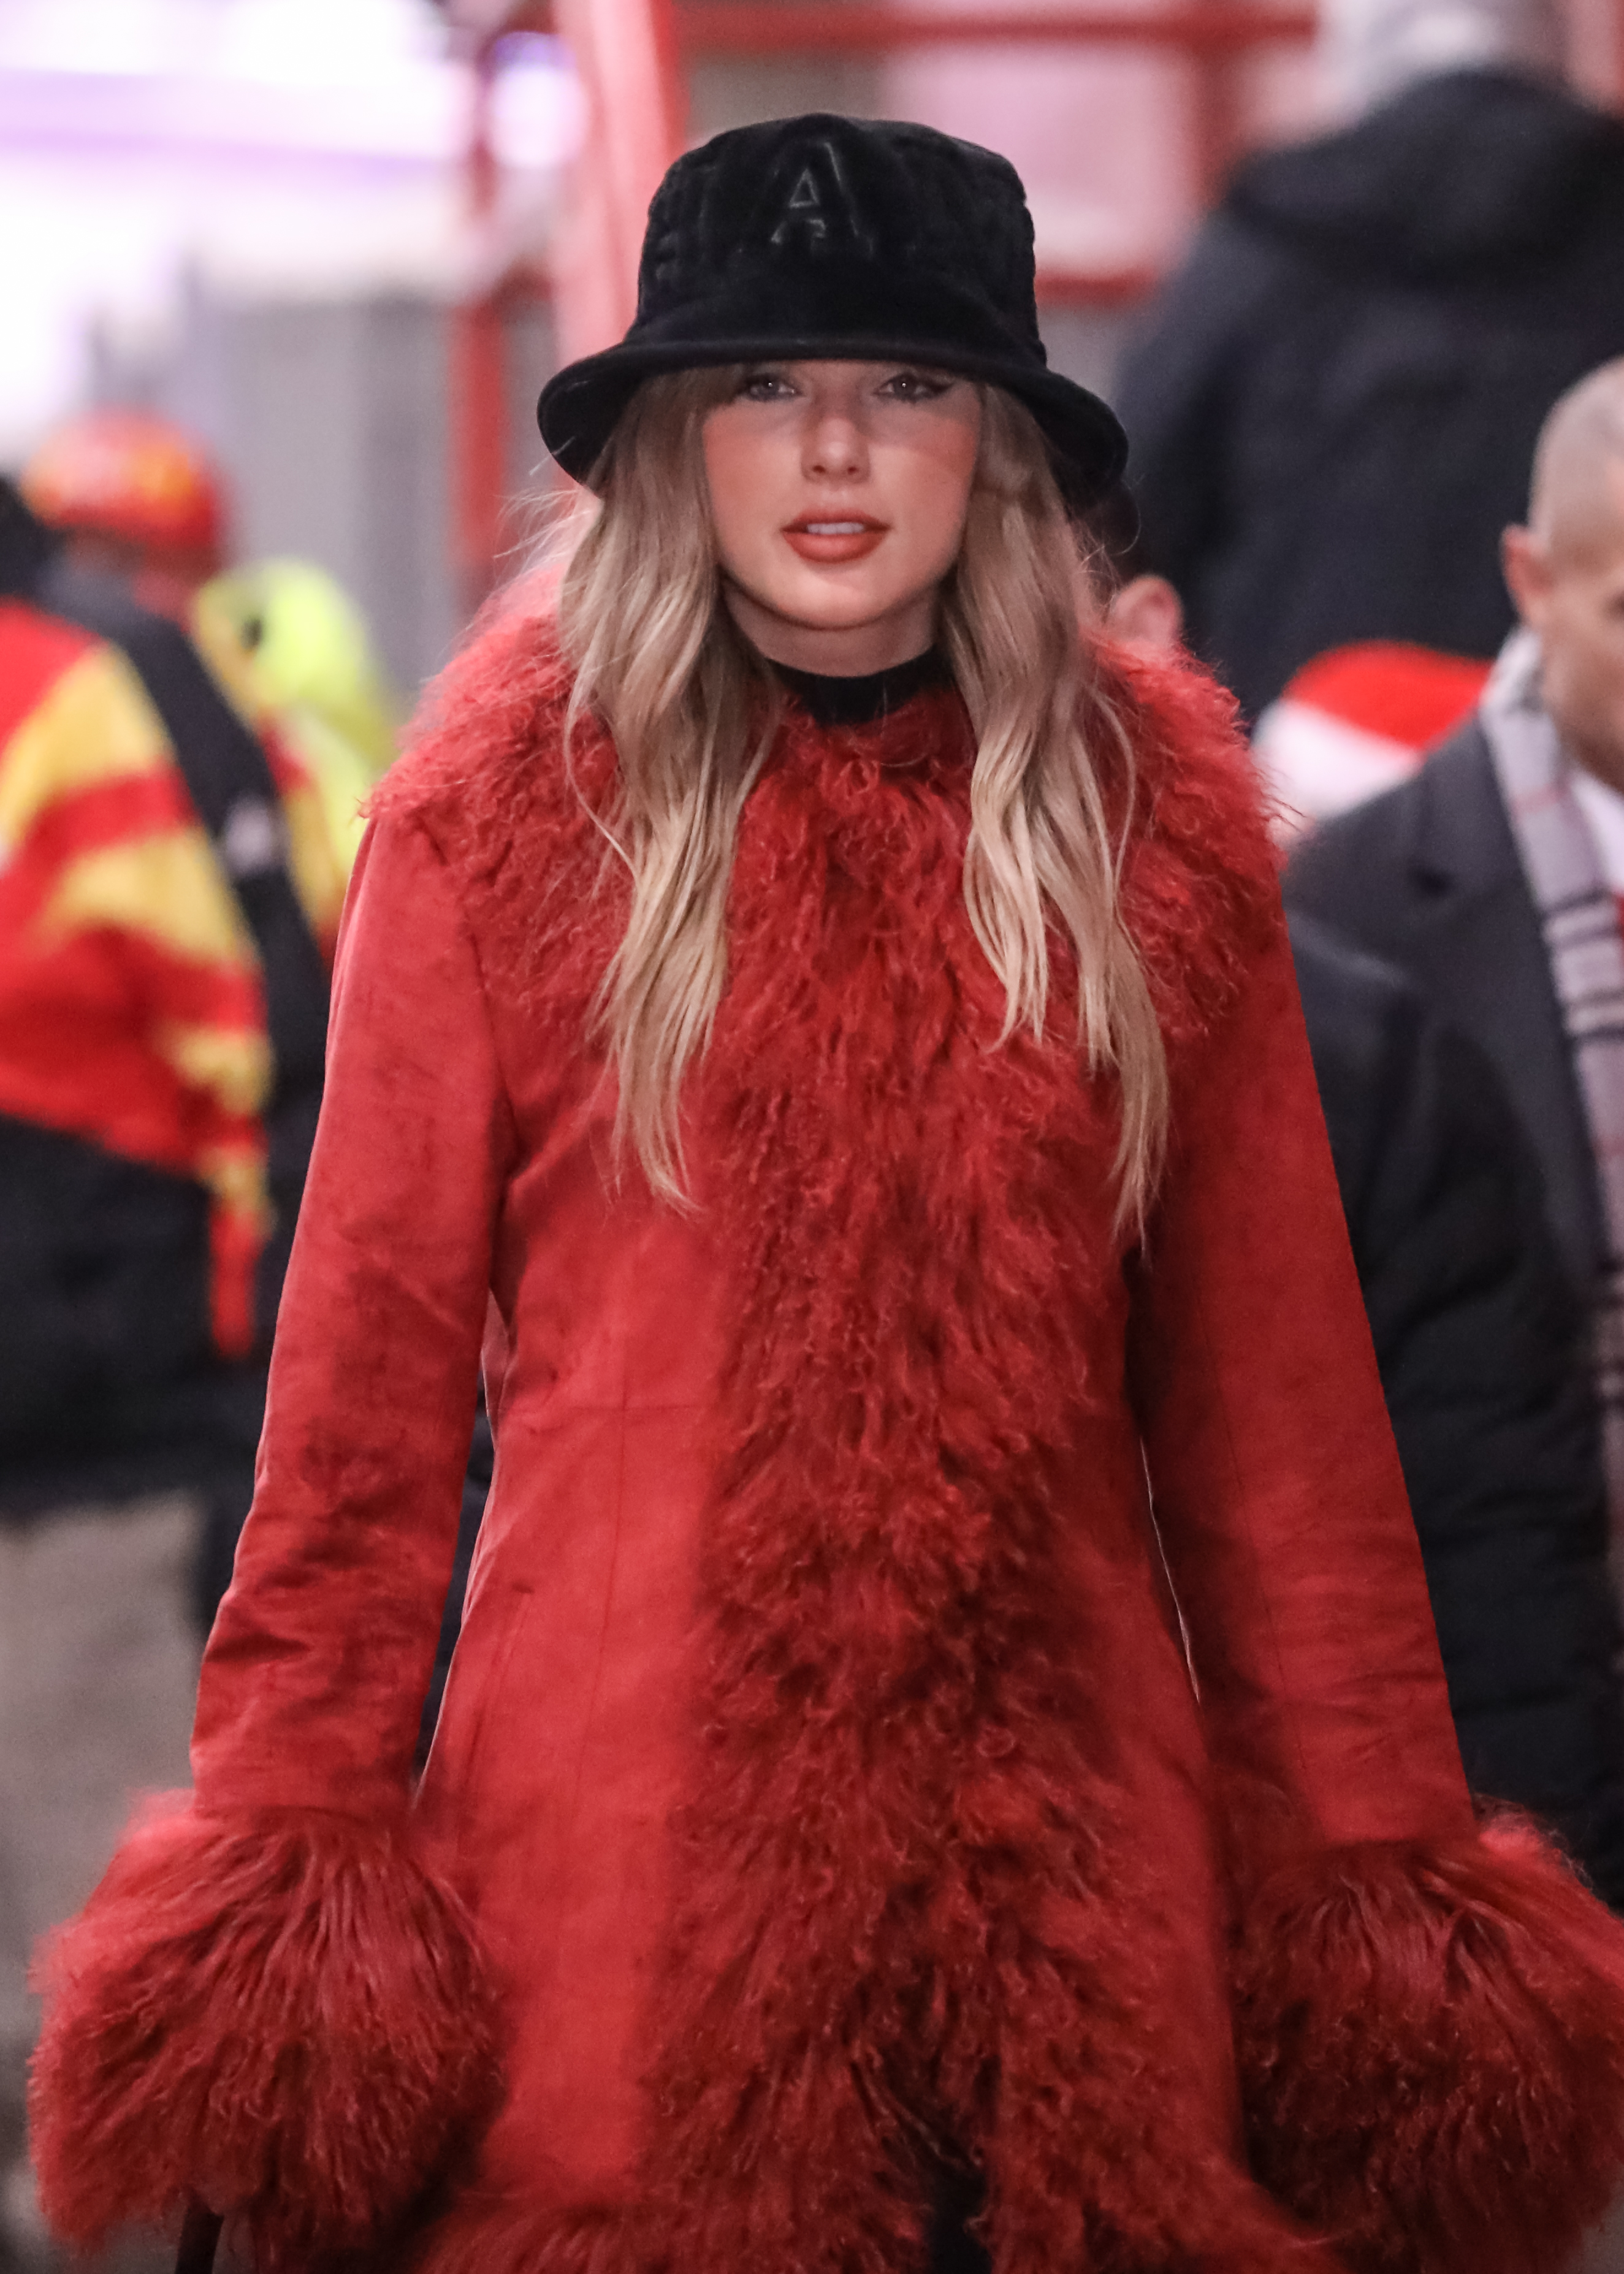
[{"left": 554, "top": 367, "right": 1168, "bottom": 1221}]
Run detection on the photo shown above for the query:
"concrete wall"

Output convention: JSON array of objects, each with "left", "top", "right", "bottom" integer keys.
[{"left": 93, "top": 282, "right": 552, "bottom": 696}]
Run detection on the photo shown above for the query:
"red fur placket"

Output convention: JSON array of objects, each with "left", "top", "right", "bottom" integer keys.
[{"left": 620, "top": 686, "right": 1311, "bottom": 2274}]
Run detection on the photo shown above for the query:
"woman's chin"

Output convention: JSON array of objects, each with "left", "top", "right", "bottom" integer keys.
[{"left": 725, "top": 582, "right": 934, "bottom": 670}]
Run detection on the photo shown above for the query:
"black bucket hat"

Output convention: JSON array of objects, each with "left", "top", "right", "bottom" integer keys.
[{"left": 537, "top": 113, "right": 1127, "bottom": 511}]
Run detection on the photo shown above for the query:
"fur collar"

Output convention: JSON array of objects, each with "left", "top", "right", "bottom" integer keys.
[{"left": 376, "top": 609, "right": 1279, "bottom": 1060}]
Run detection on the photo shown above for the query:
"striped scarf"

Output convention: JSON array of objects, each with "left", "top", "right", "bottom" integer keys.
[{"left": 1481, "top": 627, "right": 1624, "bottom": 1565}]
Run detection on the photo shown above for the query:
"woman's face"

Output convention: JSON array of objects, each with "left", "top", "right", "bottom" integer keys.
[{"left": 701, "top": 359, "right": 982, "bottom": 676}]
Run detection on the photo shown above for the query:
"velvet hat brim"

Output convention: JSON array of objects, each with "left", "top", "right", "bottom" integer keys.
[{"left": 535, "top": 118, "right": 1129, "bottom": 512}]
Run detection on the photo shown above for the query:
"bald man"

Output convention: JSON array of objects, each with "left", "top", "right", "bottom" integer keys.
[
  {"left": 1290, "top": 358, "right": 1624, "bottom": 1648},
  {"left": 1291, "top": 361, "right": 1624, "bottom": 1280},
  {"left": 1500, "top": 363, "right": 1624, "bottom": 807}
]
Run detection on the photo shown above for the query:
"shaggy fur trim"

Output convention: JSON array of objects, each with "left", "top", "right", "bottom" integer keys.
[
  {"left": 1104, "top": 639, "right": 1281, "bottom": 1045},
  {"left": 1233, "top": 1813, "right": 1624, "bottom": 2274},
  {"left": 372, "top": 620, "right": 1312, "bottom": 2271},
  {"left": 29, "top": 1797, "right": 500, "bottom": 2270},
  {"left": 615, "top": 704, "right": 1317, "bottom": 2274},
  {"left": 371, "top": 612, "right": 1283, "bottom": 1063}
]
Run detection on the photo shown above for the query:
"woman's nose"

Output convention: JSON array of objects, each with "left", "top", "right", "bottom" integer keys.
[{"left": 803, "top": 410, "right": 867, "bottom": 480}]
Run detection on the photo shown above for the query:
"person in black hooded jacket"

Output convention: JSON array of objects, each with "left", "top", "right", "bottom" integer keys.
[
  {"left": 1113, "top": 61, "right": 1624, "bottom": 722},
  {"left": 1290, "top": 912, "right": 1624, "bottom": 1908}
]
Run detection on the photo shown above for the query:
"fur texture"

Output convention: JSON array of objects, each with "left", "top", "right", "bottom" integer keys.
[
  {"left": 626, "top": 665, "right": 1308, "bottom": 2274},
  {"left": 45, "top": 621, "right": 1624, "bottom": 2274},
  {"left": 411, "top": 2197, "right": 636, "bottom": 2274},
  {"left": 394, "top": 625, "right": 1317, "bottom": 2274},
  {"left": 29, "top": 1797, "right": 500, "bottom": 2270},
  {"left": 379, "top": 613, "right": 1281, "bottom": 1053},
  {"left": 389, "top": 623, "right": 1624, "bottom": 2274},
  {"left": 1233, "top": 1812, "right": 1624, "bottom": 2274}
]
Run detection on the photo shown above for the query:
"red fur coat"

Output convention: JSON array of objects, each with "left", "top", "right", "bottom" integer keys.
[{"left": 31, "top": 619, "right": 1624, "bottom": 2274}]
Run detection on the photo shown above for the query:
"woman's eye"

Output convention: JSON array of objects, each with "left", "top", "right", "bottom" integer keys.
[
  {"left": 738, "top": 370, "right": 795, "bottom": 402},
  {"left": 880, "top": 370, "right": 951, "bottom": 402}
]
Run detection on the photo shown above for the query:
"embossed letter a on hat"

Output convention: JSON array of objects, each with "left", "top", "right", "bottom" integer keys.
[{"left": 762, "top": 137, "right": 877, "bottom": 259}]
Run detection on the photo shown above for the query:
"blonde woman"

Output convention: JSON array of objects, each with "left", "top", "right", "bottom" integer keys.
[{"left": 29, "top": 115, "right": 1624, "bottom": 2274}]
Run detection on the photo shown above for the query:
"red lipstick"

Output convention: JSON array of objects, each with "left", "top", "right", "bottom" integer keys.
[{"left": 783, "top": 514, "right": 887, "bottom": 564}]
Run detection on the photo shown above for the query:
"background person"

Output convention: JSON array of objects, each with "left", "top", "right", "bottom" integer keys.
[
  {"left": 1113, "top": 0, "right": 1624, "bottom": 721},
  {"left": 0, "top": 468, "right": 340, "bottom": 2269},
  {"left": 201, "top": 557, "right": 399, "bottom": 875},
  {"left": 1289, "top": 357, "right": 1624, "bottom": 1593},
  {"left": 21, "top": 407, "right": 226, "bottom": 624},
  {"left": 17, "top": 411, "right": 350, "bottom": 1622},
  {"left": 1290, "top": 912, "right": 1624, "bottom": 1903}
]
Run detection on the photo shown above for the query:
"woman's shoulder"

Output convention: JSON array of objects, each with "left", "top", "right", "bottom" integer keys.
[
  {"left": 1099, "top": 638, "right": 1284, "bottom": 1041},
  {"left": 368, "top": 593, "right": 604, "bottom": 875}
]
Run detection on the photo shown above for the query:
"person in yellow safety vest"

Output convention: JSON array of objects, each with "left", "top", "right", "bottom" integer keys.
[{"left": 200, "top": 557, "right": 398, "bottom": 876}]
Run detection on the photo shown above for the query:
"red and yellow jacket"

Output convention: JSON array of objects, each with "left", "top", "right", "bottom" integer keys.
[{"left": 0, "top": 595, "right": 345, "bottom": 1356}]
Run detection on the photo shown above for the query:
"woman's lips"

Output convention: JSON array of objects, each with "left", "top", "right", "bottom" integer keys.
[{"left": 783, "top": 518, "right": 887, "bottom": 564}]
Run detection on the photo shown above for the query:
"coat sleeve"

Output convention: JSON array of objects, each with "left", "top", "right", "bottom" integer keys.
[
  {"left": 29, "top": 808, "right": 513, "bottom": 2271},
  {"left": 1127, "top": 910, "right": 1624, "bottom": 2274},
  {"left": 191, "top": 808, "right": 514, "bottom": 1813},
  {"left": 1128, "top": 912, "right": 1471, "bottom": 1845}
]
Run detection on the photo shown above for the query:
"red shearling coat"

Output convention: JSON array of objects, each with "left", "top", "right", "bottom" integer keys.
[{"left": 30, "top": 617, "right": 1624, "bottom": 2274}]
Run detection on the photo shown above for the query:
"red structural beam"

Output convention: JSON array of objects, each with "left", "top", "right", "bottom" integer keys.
[
  {"left": 673, "top": 2, "right": 1312, "bottom": 49},
  {"left": 493, "top": 0, "right": 1314, "bottom": 48},
  {"left": 451, "top": 45, "right": 509, "bottom": 615}
]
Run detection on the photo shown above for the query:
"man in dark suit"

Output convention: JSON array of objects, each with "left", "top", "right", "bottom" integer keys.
[
  {"left": 1287, "top": 682, "right": 1604, "bottom": 1292},
  {"left": 1289, "top": 364, "right": 1624, "bottom": 1831},
  {"left": 1287, "top": 357, "right": 1624, "bottom": 1338}
]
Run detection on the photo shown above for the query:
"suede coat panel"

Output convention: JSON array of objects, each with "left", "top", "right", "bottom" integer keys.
[{"left": 31, "top": 616, "right": 1624, "bottom": 2274}]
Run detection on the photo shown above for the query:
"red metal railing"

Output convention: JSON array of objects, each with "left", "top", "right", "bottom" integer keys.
[
  {"left": 674, "top": 4, "right": 1312, "bottom": 49},
  {"left": 486, "top": 0, "right": 1310, "bottom": 45}
]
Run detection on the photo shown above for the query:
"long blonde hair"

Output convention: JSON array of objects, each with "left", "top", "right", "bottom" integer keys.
[{"left": 554, "top": 368, "right": 1168, "bottom": 1222}]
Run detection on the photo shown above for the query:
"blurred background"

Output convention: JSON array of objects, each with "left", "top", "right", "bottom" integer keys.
[{"left": 9, "top": 0, "right": 1612, "bottom": 695}]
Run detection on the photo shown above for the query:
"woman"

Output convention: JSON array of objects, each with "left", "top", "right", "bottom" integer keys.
[{"left": 29, "top": 115, "right": 1624, "bottom": 2274}]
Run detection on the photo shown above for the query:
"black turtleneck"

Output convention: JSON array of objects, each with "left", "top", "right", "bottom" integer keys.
[{"left": 771, "top": 648, "right": 951, "bottom": 728}]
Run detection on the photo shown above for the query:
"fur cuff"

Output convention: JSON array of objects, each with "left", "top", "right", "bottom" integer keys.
[
  {"left": 1233, "top": 1814, "right": 1624, "bottom": 2274},
  {"left": 29, "top": 1796, "right": 500, "bottom": 2269}
]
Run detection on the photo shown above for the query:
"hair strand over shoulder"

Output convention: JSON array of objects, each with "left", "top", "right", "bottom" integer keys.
[{"left": 553, "top": 371, "right": 1167, "bottom": 1223}]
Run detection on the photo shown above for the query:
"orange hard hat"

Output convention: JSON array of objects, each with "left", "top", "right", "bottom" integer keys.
[{"left": 21, "top": 408, "right": 226, "bottom": 559}]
